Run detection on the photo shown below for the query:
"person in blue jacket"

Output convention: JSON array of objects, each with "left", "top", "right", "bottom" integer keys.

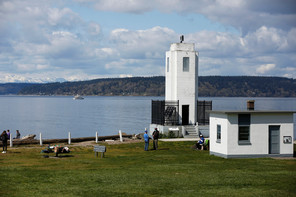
[
  {"left": 197, "top": 134, "right": 205, "bottom": 150},
  {"left": 144, "top": 129, "right": 149, "bottom": 151}
]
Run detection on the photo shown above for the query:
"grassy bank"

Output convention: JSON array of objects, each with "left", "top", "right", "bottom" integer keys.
[{"left": 0, "top": 141, "right": 295, "bottom": 197}]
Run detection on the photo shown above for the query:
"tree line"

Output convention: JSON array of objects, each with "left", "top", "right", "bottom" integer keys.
[{"left": 0, "top": 76, "right": 295, "bottom": 97}]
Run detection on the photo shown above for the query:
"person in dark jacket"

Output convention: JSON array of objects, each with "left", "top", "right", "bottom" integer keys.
[
  {"left": 152, "top": 128, "right": 160, "bottom": 150},
  {"left": 6, "top": 130, "right": 10, "bottom": 139},
  {"left": 1, "top": 130, "right": 8, "bottom": 153},
  {"left": 16, "top": 130, "right": 21, "bottom": 139}
]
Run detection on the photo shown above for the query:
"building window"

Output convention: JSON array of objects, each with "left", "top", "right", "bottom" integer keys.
[
  {"left": 167, "top": 57, "right": 169, "bottom": 72},
  {"left": 238, "top": 114, "right": 251, "bottom": 145},
  {"left": 183, "top": 57, "right": 189, "bottom": 72},
  {"left": 217, "top": 124, "right": 221, "bottom": 143}
]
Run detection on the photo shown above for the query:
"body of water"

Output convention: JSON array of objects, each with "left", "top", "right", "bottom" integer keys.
[{"left": 0, "top": 96, "right": 295, "bottom": 139}]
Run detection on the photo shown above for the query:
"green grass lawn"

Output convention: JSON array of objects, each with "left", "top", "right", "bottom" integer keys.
[{"left": 0, "top": 141, "right": 295, "bottom": 197}]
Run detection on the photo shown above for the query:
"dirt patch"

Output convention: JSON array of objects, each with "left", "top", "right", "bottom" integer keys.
[{"left": 103, "top": 138, "right": 142, "bottom": 145}]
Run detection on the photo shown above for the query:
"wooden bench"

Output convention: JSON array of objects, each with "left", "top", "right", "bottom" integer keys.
[{"left": 94, "top": 145, "right": 106, "bottom": 158}]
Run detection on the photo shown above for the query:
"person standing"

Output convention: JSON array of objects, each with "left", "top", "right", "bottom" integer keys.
[
  {"left": 152, "top": 128, "right": 159, "bottom": 150},
  {"left": 1, "top": 131, "right": 8, "bottom": 153},
  {"left": 144, "top": 129, "right": 149, "bottom": 151},
  {"left": 6, "top": 130, "right": 10, "bottom": 139}
]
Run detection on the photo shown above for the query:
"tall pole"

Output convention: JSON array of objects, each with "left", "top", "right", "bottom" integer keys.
[
  {"left": 10, "top": 133, "right": 13, "bottom": 147},
  {"left": 96, "top": 131, "right": 98, "bottom": 143},
  {"left": 119, "top": 130, "right": 123, "bottom": 142},
  {"left": 68, "top": 132, "right": 71, "bottom": 145},
  {"left": 40, "top": 133, "right": 43, "bottom": 146}
]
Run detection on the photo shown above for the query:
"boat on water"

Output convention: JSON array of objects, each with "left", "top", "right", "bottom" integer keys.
[{"left": 73, "top": 94, "right": 84, "bottom": 100}]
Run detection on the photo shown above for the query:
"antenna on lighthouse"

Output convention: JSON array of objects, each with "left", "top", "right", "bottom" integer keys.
[{"left": 180, "top": 35, "right": 184, "bottom": 43}]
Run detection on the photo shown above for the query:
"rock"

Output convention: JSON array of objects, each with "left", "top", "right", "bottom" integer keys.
[{"left": 135, "top": 133, "right": 144, "bottom": 140}]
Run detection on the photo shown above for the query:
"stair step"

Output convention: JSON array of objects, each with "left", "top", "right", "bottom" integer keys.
[{"left": 183, "top": 125, "right": 198, "bottom": 138}]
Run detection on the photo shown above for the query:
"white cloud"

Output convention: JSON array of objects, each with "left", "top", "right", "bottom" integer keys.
[
  {"left": 78, "top": 0, "right": 296, "bottom": 34},
  {"left": 110, "top": 26, "right": 176, "bottom": 59},
  {"left": 256, "top": 64, "right": 276, "bottom": 74},
  {"left": 48, "top": 7, "right": 81, "bottom": 27},
  {"left": 0, "top": 0, "right": 296, "bottom": 82},
  {"left": 88, "top": 0, "right": 154, "bottom": 13},
  {"left": 88, "top": 22, "right": 101, "bottom": 36}
]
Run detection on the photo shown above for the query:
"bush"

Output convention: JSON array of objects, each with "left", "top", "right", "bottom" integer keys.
[
  {"left": 159, "top": 133, "right": 167, "bottom": 138},
  {"left": 168, "top": 131, "right": 176, "bottom": 138}
]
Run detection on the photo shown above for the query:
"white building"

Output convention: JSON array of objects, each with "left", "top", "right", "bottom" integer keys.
[
  {"left": 150, "top": 40, "right": 200, "bottom": 137},
  {"left": 209, "top": 110, "right": 295, "bottom": 158},
  {"left": 165, "top": 43, "right": 199, "bottom": 125}
]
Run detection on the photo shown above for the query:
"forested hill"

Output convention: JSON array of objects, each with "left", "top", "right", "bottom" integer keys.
[
  {"left": 199, "top": 76, "right": 296, "bottom": 97},
  {"left": 1, "top": 76, "right": 296, "bottom": 97},
  {"left": 0, "top": 83, "right": 35, "bottom": 95}
]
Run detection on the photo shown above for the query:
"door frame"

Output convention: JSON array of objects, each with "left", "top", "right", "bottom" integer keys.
[
  {"left": 182, "top": 105, "right": 189, "bottom": 125},
  {"left": 269, "top": 125, "right": 280, "bottom": 154}
]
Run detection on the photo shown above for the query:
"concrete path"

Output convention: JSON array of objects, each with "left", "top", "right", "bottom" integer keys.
[{"left": 159, "top": 138, "right": 198, "bottom": 142}]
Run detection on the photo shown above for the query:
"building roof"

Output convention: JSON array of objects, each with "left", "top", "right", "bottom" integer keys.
[{"left": 209, "top": 110, "right": 296, "bottom": 114}]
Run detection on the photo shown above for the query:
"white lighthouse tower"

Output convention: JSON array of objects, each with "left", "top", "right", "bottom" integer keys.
[
  {"left": 150, "top": 36, "right": 201, "bottom": 137},
  {"left": 165, "top": 39, "right": 199, "bottom": 125}
]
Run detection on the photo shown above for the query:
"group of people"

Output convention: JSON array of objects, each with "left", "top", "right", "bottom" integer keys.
[
  {"left": 143, "top": 128, "right": 206, "bottom": 151},
  {"left": 144, "top": 128, "right": 159, "bottom": 151},
  {"left": 0, "top": 130, "right": 21, "bottom": 153}
]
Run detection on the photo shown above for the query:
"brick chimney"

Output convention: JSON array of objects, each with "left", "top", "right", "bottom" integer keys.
[{"left": 247, "top": 100, "right": 255, "bottom": 110}]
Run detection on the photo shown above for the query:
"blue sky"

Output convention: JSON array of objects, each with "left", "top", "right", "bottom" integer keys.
[{"left": 0, "top": 0, "right": 295, "bottom": 82}]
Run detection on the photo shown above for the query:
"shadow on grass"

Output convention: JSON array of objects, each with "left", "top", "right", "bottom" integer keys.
[
  {"left": 8, "top": 151, "right": 22, "bottom": 154},
  {"left": 43, "top": 155, "right": 74, "bottom": 159},
  {"left": 149, "top": 148, "right": 170, "bottom": 151}
]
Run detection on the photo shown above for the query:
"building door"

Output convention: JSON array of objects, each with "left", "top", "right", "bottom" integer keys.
[
  {"left": 182, "top": 105, "right": 189, "bottom": 125},
  {"left": 269, "top": 126, "right": 280, "bottom": 154}
]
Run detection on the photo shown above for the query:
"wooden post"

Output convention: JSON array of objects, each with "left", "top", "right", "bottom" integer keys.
[
  {"left": 119, "top": 130, "right": 123, "bottom": 142},
  {"left": 40, "top": 133, "right": 43, "bottom": 146},
  {"left": 68, "top": 132, "right": 71, "bottom": 145},
  {"left": 10, "top": 133, "right": 13, "bottom": 147},
  {"left": 96, "top": 131, "right": 98, "bottom": 143}
]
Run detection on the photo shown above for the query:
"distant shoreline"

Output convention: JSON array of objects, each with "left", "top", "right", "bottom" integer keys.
[
  {"left": 1, "top": 95, "right": 296, "bottom": 98},
  {"left": 1, "top": 76, "right": 296, "bottom": 97}
]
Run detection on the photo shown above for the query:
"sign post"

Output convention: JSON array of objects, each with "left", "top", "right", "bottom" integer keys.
[{"left": 94, "top": 145, "right": 106, "bottom": 158}]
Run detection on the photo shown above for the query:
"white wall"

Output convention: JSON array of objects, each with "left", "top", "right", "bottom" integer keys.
[
  {"left": 251, "top": 113, "right": 294, "bottom": 155},
  {"left": 165, "top": 43, "right": 198, "bottom": 124},
  {"left": 209, "top": 113, "right": 228, "bottom": 155},
  {"left": 210, "top": 112, "right": 294, "bottom": 158}
]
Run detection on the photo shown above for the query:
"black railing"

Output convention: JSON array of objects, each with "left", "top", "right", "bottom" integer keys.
[
  {"left": 151, "top": 100, "right": 165, "bottom": 125},
  {"left": 197, "top": 100, "right": 212, "bottom": 125},
  {"left": 151, "top": 100, "right": 179, "bottom": 125}
]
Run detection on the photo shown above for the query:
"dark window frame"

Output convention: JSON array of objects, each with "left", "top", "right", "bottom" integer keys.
[
  {"left": 216, "top": 124, "right": 221, "bottom": 143},
  {"left": 238, "top": 114, "right": 251, "bottom": 145},
  {"left": 183, "top": 57, "right": 189, "bottom": 72}
]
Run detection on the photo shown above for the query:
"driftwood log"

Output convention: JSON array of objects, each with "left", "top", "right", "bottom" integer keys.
[{"left": 0, "top": 134, "right": 133, "bottom": 146}]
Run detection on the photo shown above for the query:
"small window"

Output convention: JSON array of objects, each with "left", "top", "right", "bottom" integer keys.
[
  {"left": 167, "top": 57, "right": 169, "bottom": 72},
  {"left": 238, "top": 114, "right": 251, "bottom": 145},
  {"left": 183, "top": 57, "right": 189, "bottom": 72},
  {"left": 217, "top": 124, "right": 221, "bottom": 143}
]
